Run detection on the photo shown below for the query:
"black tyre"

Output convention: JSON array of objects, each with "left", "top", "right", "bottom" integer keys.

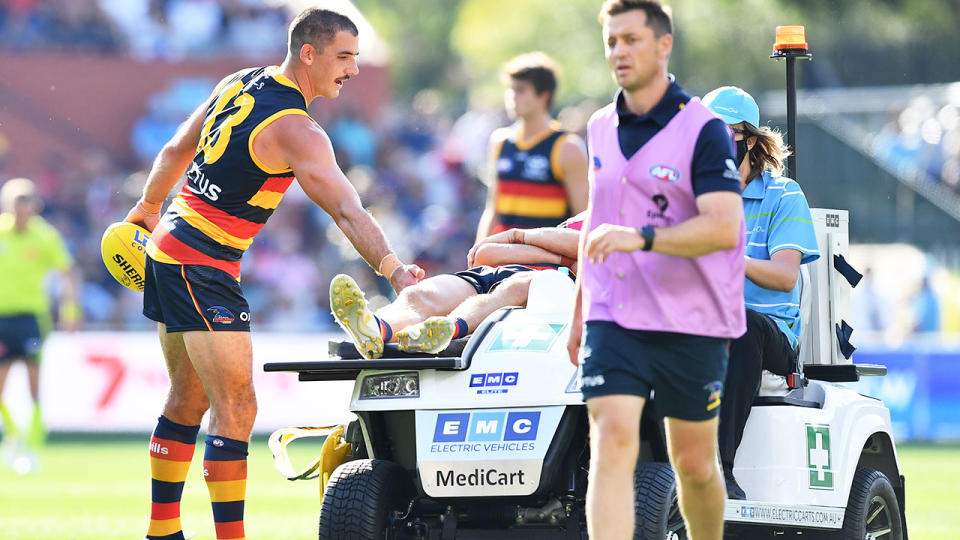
[
  {"left": 634, "top": 462, "right": 686, "bottom": 540},
  {"left": 839, "top": 467, "right": 903, "bottom": 540},
  {"left": 318, "top": 459, "right": 413, "bottom": 539}
]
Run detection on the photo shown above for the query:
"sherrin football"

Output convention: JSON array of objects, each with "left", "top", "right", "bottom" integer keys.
[{"left": 101, "top": 221, "right": 151, "bottom": 292}]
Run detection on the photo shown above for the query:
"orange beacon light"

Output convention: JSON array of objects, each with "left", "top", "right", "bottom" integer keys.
[
  {"left": 773, "top": 25, "right": 809, "bottom": 51},
  {"left": 770, "top": 25, "right": 811, "bottom": 179}
]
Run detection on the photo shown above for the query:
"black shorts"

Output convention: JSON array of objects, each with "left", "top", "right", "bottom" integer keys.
[
  {"left": 143, "top": 256, "right": 250, "bottom": 333},
  {"left": 0, "top": 314, "right": 42, "bottom": 362},
  {"left": 451, "top": 264, "right": 538, "bottom": 295},
  {"left": 580, "top": 321, "right": 729, "bottom": 421}
]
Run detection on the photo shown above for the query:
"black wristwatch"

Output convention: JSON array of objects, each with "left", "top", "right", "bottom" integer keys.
[{"left": 639, "top": 225, "right": 655, "bottom": 251}]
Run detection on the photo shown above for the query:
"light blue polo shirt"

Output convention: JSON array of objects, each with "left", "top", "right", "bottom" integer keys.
[{"left": 743, "top": 171, "right": 819, "bottom": 348}]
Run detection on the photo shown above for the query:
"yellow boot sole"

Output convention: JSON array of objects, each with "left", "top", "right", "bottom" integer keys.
[
  {"left": 397, "top": 317, "right": 455, "bottom": 355},
  {"left": 329, "top": 274, "right": 384, "bottom": 359}
]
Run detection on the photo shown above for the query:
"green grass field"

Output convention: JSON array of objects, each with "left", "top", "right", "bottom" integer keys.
[{"left": 0, "top": 439, "right": 957, "bottom": 539}]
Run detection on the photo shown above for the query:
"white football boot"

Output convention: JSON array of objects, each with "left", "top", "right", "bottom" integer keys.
[
  {"left": 329, "top": 274, "right": 384, "bottom": 359},
  {"left": 397, "top": 316, "right": 456, "bottom": 355}
]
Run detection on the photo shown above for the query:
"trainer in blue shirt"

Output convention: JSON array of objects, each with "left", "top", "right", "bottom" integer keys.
[
  {"left": 743, "top": 173, "right": 820, "bottom": 347},
  {"left": 703, "top": 86, "right": 819, "bottom": 500}
]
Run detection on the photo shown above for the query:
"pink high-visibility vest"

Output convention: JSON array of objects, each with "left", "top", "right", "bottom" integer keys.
[{"left": 582, "top": 98, "right": 746, "bottom": 339}]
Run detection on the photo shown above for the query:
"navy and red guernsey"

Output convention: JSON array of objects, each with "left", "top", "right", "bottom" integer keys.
[
  {"left": 492, "top": 124, "right": 573, "bottom": 233},
  {"left": 147, "top": 66, "right": 311, "bottom": 280}
]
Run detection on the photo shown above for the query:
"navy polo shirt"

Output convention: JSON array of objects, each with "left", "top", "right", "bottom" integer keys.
[{"left": 615, "top": 76, "right": 740, "bottom": 196}]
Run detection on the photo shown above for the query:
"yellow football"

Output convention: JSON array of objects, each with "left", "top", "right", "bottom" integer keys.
[{"left": 100, "top": 222, "right": 151, "bottom": 292}]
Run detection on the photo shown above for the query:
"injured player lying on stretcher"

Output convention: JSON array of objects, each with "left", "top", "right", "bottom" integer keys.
[{"left": 330, "top": 214, "right": 584, "bottom": 359}]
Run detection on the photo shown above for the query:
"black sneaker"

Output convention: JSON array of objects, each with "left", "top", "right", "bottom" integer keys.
[{"left": 724, "top": 467, "right": 746, "bottom": 500}]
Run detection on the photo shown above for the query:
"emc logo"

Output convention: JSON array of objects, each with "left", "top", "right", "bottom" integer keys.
[
  {"left": 433, "top": 411, "right": 540, "bottom": 443},
  {"left": 470, "top": 372, "right": 518, "bottom": 388}
]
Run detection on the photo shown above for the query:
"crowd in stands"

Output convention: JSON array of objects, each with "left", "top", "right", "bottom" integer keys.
[
  {"left": 0, "top": 0, "right": 287, "bottom": 58},
  {"left": 873, "top": 95, "right": 960, "bottom": 192}
]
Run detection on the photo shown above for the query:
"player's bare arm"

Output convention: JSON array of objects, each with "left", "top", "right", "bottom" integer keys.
[
  {"left": 124, "top": 102, "right": 206, "bottom": 232},
  {"left": 472, "top": 244, "right": 561, "bottom": 267},
  {"left": 586, "top": 191, "right": 742, "bottom": 262},
  {"left": 521, "top": 227, "right": 580, "bottom": 260},
  {"left": 475, "top": 129, "right": 509, "bottom": 242},
  {"left": 467, "top": 227, "right": 579, "bottom": 267},
  {"left": 261, "top": 114, "right": 423, "bottom": 291},
  {"left": 567, "top": 210, "right": 591, "bottom": 366},
  {"left": 557, "top": 134, "right": 589, "bottom": 215},
  {"left": 745, "top": 248, "right": 802, "bottom": 292}
]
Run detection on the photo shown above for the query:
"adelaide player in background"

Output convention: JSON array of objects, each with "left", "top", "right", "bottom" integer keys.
[
  {"left": 122, "top": 8, "right": 422, "bottom": 540},
  {"left": 475, "top": 52, "right": 588, "bottom": 241}
]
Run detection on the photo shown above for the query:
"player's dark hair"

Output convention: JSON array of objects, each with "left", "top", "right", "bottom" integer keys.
[
  {"left": 598, "top": 0, "right": 673, "bottom": 37},
  {"left": 501, "top": 52, "right": 559, "bottom": 110},
  {"left": 288, "top": 8, "right": 358, "bottom": 57}
]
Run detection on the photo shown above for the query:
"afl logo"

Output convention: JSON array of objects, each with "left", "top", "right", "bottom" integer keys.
[{"left": 650, "top": 165, "right": 680, "bottom": 183}]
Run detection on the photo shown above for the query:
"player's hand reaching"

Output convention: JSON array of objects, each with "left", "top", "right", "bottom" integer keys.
[
  {"left": 389, "top": 264, "right": 425, "bottom": 293},
  {"left": 124, "top": 199, "right": 163, "bottom": 233},
  {"left": 585, "top": 224, "right": 644, "bottom": 263}
]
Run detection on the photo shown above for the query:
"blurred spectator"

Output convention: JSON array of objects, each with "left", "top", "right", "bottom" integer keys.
[
  {"left": 850, "top": 267, "right": 889, "bottom": 333},
  {"left": 329, "top": 109, "right": 378, "bottom": 168},
  {"left": 0, "top": 0, "right": 290, "bottom": 59},
  {"left": 131, "top": 77, "right": 216, "bottom": 161},
  {"left": 912, "top": 277, "right": 941, "bottom": 333},
  {"left": 165, "top": 0, "right": 223, "bottom": 56},
  {"left": 873, "top": 97, "right": 960, "bottom": 195},
  {"left": 0, "top": 0, "right": 122, "bottom": 53},
  {"left": 222, "top": 1, "right": 287, "bottom": 59}
]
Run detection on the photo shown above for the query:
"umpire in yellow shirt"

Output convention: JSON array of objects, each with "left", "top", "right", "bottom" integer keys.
[{"left": 0, "top": 177, "right": 80, "bottom": 469}]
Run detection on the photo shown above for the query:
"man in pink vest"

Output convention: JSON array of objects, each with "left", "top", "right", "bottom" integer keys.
[{"left": 566, "top": 2, "right": 745, "bottom": 539}]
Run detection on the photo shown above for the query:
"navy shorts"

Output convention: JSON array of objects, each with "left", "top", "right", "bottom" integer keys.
[
  {"left": 143, "top": 256, "right": 250, "bottom": 333},
  {"left": 0, "top": 314, "right": 42, "bottom": 362},
  {"left": 451, "top": 264, "right": 537, "bottom": 294},
  {"left": 580, "top": 321, "right": 729, "bottom": 421}
]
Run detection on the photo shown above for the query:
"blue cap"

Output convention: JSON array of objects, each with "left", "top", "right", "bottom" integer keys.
[{"left": 702, "top": 86, "right": 760, "bottom": 127}]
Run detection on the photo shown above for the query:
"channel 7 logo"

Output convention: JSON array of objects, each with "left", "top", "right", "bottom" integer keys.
[{"left": 433, "top": 411, "right": 540, "bottom": 443}]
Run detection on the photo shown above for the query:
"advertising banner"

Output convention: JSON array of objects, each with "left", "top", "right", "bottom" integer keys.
[
  {"left": 2, "top": 333, "right": 957, "bottom": 441},
  {"left": 850, "top": 346, "right": 960, "bottom": 440},
  {"left": 2, "top": 332, "right": 354, "bottom": 434}
]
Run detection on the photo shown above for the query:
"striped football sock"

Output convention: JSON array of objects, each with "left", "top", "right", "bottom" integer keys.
[
  {"left": 203, "top": 435, "right": 248, "bottom": 540},
  {"left": 452, "top": 317, "right": 469, "bottom": 339},
  {"left": 374, "top": 315, "right": 393, "bottom": 342},
  {"left": 147, "top": 416, "right": 200, "bottom": 540}
]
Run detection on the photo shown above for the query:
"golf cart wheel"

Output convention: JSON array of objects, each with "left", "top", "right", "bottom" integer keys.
[
  {"left": 318, "top": 459, "right": 413, "bottom": 539},
  {"left": 839, "top": 467, "right": 903, "bottom": 540},
  {"left": 634, "top": 462, "right": 686, "bottom": 540}
]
